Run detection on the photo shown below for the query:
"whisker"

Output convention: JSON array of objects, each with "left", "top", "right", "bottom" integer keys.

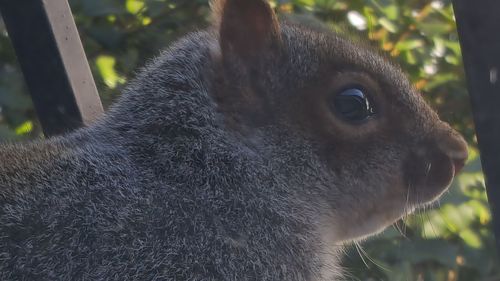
[
  {"left": 355, "top": 241, "right": 391, "bottom": 272},
  {"left": 424, "top": 211, "right": 439, "bottom": 238},
  {"left": 403, "top": 184, "right": 412, "bottom": 238},
  {"left": 354, "top": 242, "right": 370, "bottom": 269},
  {"left": 393, "top": 221, "right": 405, "bottom": 238},
  {"left": 425, "top": 162, "right": 432, "bottom": 182}
]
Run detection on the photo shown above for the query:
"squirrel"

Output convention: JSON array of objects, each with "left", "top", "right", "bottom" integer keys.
[{"left": 0, "top": 0, "right": 468, "bottom": 280}]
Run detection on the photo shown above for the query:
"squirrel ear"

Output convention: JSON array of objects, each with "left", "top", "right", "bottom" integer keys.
[{"left": 212, "top": 0, "right": 280, "bottom": 59}]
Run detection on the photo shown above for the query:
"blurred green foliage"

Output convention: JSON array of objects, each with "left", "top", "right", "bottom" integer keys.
[{"left": 0, "top": 0, "right": 497, "bottom": 280}]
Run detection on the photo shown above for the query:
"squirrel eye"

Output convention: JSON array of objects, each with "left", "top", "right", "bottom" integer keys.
[{"left": 332, "top": 88, "right": 375, "bottom": 122}]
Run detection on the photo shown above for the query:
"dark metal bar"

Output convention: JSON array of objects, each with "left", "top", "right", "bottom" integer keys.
[
  {"left": 0, "top": 0, "right": 103, "bottom": 136},
  {"left": 453, "top": 0, "right": 500, "bottom": 256}
]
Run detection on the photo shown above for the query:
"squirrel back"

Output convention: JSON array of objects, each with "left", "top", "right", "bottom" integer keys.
[{"left": 0, "top": 0, "right": 468, "bottom": 280}]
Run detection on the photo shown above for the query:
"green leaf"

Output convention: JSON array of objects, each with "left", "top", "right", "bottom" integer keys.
[
  {"left": 382, "top": 5, "right": 399, "bottom": 20},
  {"left": 416, "top": 21, "right": 452, "bottom": 36},
  {"left": 378, "top": 17, "right": 398, "bottom": 33},
  {"left": 424, "top": 73, "right": 459, "bottom": 90},
  {"left": 459, "top": 229, "right": 483, "bottom": 248},
  {"left": 443, "top": 40, "right": 462, "bottom": 56},
  {"left": 96, "top": 55, "right": 125, "bottom": 89},
  {"left": 126, "top": 0, "right": 145, "bottom": 14},
  {"left": 14, "top": 120, "right": 33, "bottom": 135},
  {"left": 395, "top": 39, "right": 424, "bottom": 51}
]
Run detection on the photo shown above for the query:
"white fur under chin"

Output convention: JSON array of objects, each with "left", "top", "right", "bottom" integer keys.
[{"left": 314, "top": 201, "right": 417, "bottom": 280}]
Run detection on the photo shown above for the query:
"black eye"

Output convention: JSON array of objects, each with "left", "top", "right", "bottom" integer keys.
[{"left": 332, "top": 88, "right": 375, "bottom": 122}]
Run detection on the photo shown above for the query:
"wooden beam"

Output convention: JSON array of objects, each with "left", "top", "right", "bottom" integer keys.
[
  {"left": 0, "top": 0, "right": 103, "bottom": 136},
  {"left": 453, "top": 0, "right": 500, "bottom": 256}
]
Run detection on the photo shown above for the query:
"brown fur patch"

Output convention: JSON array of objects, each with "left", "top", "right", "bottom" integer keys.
[
  {"left": 209, "top": 0, "right": 281, "bottom": 132},
  {"left": 209, "top": 0, "right": 226, "bottom": 28},
  {"left": 217, "top": 0, "right": 280, "bottom": 58}
]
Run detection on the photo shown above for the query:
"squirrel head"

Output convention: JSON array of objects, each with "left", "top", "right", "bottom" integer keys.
[{"left": 209, "top": 0, "right": 468, "bottom": 242}]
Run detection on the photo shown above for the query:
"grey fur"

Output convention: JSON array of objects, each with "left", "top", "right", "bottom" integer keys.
[{"left": 0, "top": 3, "right": 467, "bottom": 280}]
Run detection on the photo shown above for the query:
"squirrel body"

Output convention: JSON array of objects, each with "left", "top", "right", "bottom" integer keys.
[{"left": 0, "top": 1, "right": 468, "bottom": 280}]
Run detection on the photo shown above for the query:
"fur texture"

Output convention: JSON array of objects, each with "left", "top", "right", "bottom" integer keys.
[{"left": 0, "top": 1, "right": 467, "bottom": 280}]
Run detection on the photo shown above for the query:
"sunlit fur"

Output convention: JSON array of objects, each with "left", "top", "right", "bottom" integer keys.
[{"left": 0, "top": 0, "right": 467, "bottom": 280}]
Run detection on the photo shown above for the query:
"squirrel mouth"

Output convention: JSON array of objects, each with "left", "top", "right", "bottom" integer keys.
[
  {"left": 452, "top": 158, "right": 466, "bottom": 176},
  {"left": 403, "top": 149, "right": 456, "bottom": 205}
]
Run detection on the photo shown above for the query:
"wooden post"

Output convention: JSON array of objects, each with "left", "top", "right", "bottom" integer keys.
[
  {"left": 453, "top": 0, "right": 500, "bottom": 257},
  {"left": 0, "top": 0, "right": 103, "bottom": 136}
]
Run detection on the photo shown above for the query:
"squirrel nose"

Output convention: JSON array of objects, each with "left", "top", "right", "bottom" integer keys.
[
  {"left": 435, "top": 123, "right": 468, "bottom": 174},
  {"left": 403, "top": 122, "right": 468, "bottom": 202}
]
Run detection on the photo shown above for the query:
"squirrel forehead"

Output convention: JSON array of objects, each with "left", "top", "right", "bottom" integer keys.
[
  {"left": 281, "top": 24, "right": 406, "bottom": 85},
  {"left": 279, "top": 24, "right": 429, "bottom": 117}
]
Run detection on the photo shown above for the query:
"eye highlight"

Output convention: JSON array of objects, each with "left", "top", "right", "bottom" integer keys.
[{"left": 332, "top": 88, "right": 375, "bottom": 123}]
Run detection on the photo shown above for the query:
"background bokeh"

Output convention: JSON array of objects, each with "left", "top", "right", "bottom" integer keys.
[{"left": 0, "top": 0, "right": 497, "bottom": 280}]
